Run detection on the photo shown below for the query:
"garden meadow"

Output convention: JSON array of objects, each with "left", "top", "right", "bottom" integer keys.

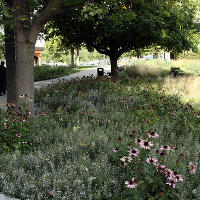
[{"left": 0, "top": 59, "right": 200, "bottom": 199}]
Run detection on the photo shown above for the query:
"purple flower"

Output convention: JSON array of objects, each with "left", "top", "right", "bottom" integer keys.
[
  {"left": 16, "top": 133, "right": 21, "bottom": 138},
  {"left": 128, "top": 148, "right": 139, "bottom": 157},
  {"left": 146, "top": 157, "right": 158, "bottom": 165},
  {"left": 189, "top": 162, "right": 197, "bottom": 174},
  {"left": 120, "top": 156, "right": 132, "bottom": 163},
  {"left": 166, "top": 177, "right": 176, "bottom": 188},
  {"left": 146, "top": 130, "right": 159, "bottom": 138},
  {"left": 156, "top": 164, "right": 166, "bottom": 173},
  {"left": 113, "top": 148, "right": 119, "bottom": 153},
  {"left": 160, "top": 145, "right": 171, "bottom": 151},
  {"left": 140, "top": 140, "right": 153, "bottom": 149},
  {"left": 125, "top": 177, "right": 138, "bottom": 189},
  {"left": 135, "top": 138, "right": 143, "bottom": 144}
]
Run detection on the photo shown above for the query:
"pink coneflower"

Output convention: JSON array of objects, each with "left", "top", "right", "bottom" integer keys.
[
  {"left": 135, "top": 138, "right": 143, "bottom": 144},
  {"left": 175, "top": 174, "right": 183, "bottom": 182},
  {"left": 165, "top": 168, "right": 174, "bottom": 177},
  {"left": 120, "top": 156, "right": 132, "bottom": 163},
  {"left": 128, "top": 148, "right": 139, "bottom": 157},
  {"left": 166, "top": 177, "right": 176, "bottom": 188},
  {"left": 120, "top": 162, "right": 126, "bottom": 168},
  {"left": 125, "top": 177, "right": 138, "bottom": 189},
  {"left": 146, "top": 130, "right": 159, "bottom": 138},
  {"left": 16, "top": 133, "right": 21, "bottom": 138},
  {"left": 113, "top": 148, "right": 119, "bottom": 153},
  {"left": 146, "top": 157, "right": 158, "bottom": 165},
  {"left": 19, "top": 94, "right": 25, "bottom": 98},
  {"left": 4, "top": 118, "right": 8, "bottom": 122},
  {"left": 189, "top": 162, "right": 197, "bottom": 174},
  {"left": 140, "top": 140, "right": 153, "bottom": 149},
  {"left": 156, "top": 164, "right": 166, "bottom": 173},
  {"left": 160, "top": 145, "right": 171, "bottom": 151}
]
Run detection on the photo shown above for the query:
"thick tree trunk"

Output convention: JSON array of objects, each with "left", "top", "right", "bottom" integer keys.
[
  {"left": 4, "top": 23, "right": 16, "bottom": 104},
  {"left": 76, "top": 46, "right": 80, "bottom": 66},
  {"left": 71, "top": 47, "right": 75, "bottom": 65},
  {"left": 110, "top": 55, "right": 119, "bottom": 76},
  {"left": 15, "top": 34, "right": 35, "bottom": 112}
]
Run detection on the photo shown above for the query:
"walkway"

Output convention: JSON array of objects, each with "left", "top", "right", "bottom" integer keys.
[
  {"left": 0, "top": 65, "right": 111, "bottom": 104},
  {"left": 0, "top": 65, "right": 110, "bottom": 200}
]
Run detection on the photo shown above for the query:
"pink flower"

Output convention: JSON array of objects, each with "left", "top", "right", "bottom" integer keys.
[
  {"left": 160, "top": 145, "right": 171, "bottom": 151},
  {"left": 128, "top": 148, "right": 139, "bottom": 157},
  {"left": 146, "top": 157, "right": 158, "bottom": 165},
  {"left": 140, "top": 140, "right": 153, "bottom": 149},
  {"left": 156, "top": 164, "right": 166, "bottom": 173},
  {"left": 19, "top": 94, "right": 25, "bottom": 98},
  {"left": 165, "top": 168, "right": 174, "bottom": 177},
  {"left": 125, "top": 177, "right": 138, "bottom": 189},
  {"left": 166, "top": 177, "right": 176, "bottom": 188},
  {"left": 113, "top": 148, "right": 119, "bottom": 153},
  {"left": 16, "top": 133, "right": 21, "bottom": 138},
  {"left": 135, "top": 138, "right": 143, "bottom": 144},
  {"left": 175, "top": 174, "right": 183, "bottom": 182},
  {"left": 120, "top": 156, "right": 132, "bottom": 163},
  {"left": 189, "top": 162, "right": 197, "bottom": 174},
  {"left": 146, "top": 130, "right": 159, "bottom": 138}
]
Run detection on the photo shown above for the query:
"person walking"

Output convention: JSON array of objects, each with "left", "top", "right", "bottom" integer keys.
[{"left": 0, "top": 61, "right": 7, "bottom": 96}]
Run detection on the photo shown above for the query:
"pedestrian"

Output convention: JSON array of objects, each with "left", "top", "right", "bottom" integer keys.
[{"left": 0, "top": 61, "right": 6, "bottom": 96}]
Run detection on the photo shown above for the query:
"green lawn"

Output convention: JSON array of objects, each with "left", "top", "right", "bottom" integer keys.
[
  {"left": 0, "top": 64, "right": 200, "bottom": 199},
  {"left": 34, "top": 64, "right": 96, "bottom": 81}
]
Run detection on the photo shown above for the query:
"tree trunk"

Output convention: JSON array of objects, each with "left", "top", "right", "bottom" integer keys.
[
  {"left": 15, "top": 33, "right": 35, "bottom": 112},
  {"left": 76, "top": 46, "right": 80, "bottom": 66},
  {"left": 71, "top": 47, "right": 75, "bottom": 65},
  {"left": 4, "top": 22, "right": 16, "bottom": 104},
  {"left": 110, "top": 55, "right": 118, "bottom": 76}
]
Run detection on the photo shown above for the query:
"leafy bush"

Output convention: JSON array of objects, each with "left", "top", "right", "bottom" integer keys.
[{"left": 34, "top": 64, "right": 78, "bottom": 81}]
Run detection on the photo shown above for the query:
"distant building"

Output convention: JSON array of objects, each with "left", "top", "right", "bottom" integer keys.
[
  {"left": 34, "top": 39, "right": 45, "bottom": 65},
  {"left": 34, "top": 46, "right": 44, "bottom": 65}
]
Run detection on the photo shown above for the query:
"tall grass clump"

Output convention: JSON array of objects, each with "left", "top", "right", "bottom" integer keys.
[
  {"left": 0, "top": 70, "right": 200, "bottom": 199},
  {"left": 162, "top": 75, "right": 200, "bottom": 105}
]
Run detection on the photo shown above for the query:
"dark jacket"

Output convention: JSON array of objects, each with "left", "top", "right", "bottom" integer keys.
[{"left": 0, "top": 64, "right": 6, "bottom": 83}]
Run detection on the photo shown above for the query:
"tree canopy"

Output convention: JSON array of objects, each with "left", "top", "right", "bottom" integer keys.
[{"left": 46, "top": 0, "right": 200, "bottom": 74}]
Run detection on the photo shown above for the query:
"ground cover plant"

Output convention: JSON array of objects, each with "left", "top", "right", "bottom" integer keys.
[
  {"left": 34, "top": 64, "right": 95, "bottom": 81},
  {"left": 0, "top": 68, "right": 200, "bottom": 199}
]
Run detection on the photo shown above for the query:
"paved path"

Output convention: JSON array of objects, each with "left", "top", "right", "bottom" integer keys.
[
  {"left": 0, "top": 65, "right": 110, "bottom": 200},
  {"left": 0, "top": 65, "right": 110, "bottom": 104}
]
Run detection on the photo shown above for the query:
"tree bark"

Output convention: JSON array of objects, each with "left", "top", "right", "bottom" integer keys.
[
  {"left": 15, "top": 33, "right": 35, "bottom": 111},
  {"left": 76, "top": 46, "right": 80, "bottom": 66},
  {"left": 4, "top": 21, "right": 16, "bottom": 104},
  {"left": 109, "top": 55, "right": 118, "bottom": 76},
  {"left": 71, "top": 47, "right": 75, "bottom": 65}
]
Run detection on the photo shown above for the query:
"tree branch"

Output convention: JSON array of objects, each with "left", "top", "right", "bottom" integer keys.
[
  {"left": 4, "top": 0, "right": 13, "bottom": 8},
  {"left": 29, "top": 0, "right": 64, "bottom": 41},
  {"left": 29, "top": 0, "right": 87, "bottom": 42}
]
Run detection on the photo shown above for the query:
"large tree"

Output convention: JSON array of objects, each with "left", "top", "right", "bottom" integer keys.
[
  {"left": 1, "top": 0, "right": 86, "bottom": 111},
  {"left": 47, "top": 0, "right": 199, "bottom": 75}
]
